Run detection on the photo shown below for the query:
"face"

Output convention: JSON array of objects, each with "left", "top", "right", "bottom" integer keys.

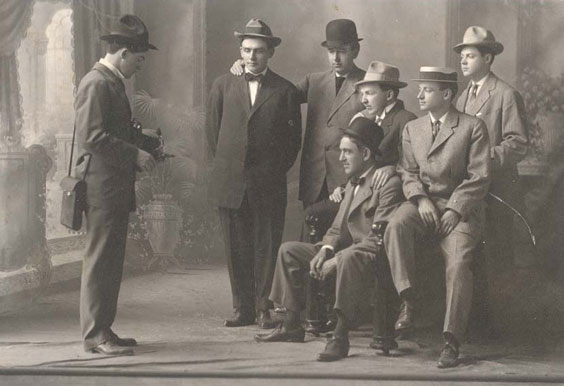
[
  {"left": 240, "top": 38, "right": 273, "bottom": 74},
  {"left": 358, "top": 83, "right": 389, "bottom": 116},
  {"left": 460, "top": 46, "right": 490, "bottom": 79},
  {"left": 416, "top": 81, "right": 449, "bottom": 112},
  {"left": 339, "top": 136, "right": 369, "bottom": 177},
  {"left": 119, "top": 49, "right": 146, "bottom": 78},
  {"left": 327, "top": 44, "right": 357, "bottom": 75}
]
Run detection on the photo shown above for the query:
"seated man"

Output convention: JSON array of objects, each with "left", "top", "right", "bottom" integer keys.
[
  {"left": 384, "top": 67, "right": 491, "bottom": 368},
  {"left": 255, "top": 117, "right": 405, "bottom": 362}
]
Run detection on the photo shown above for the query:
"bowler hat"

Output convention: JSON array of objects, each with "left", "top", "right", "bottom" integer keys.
[
  {"left": 321, "top": 19, "right": 363, "bottom": 48},
  {"left": 354, "top": 61, "right": 407, "bottom": 89},
  {"left": 234, "top": 18, "right": 281, "bottom": 47},
  {"left": 343, "top": 117, "right": 383, "bottom": 156},
  {"left": 100, "top": 14, "right": 157, "bottom": 51},
  {"left": 412, "top": 66, "right": 458, "bottom": 83},
  {"left": 453, "top": 26, "right": 504, "bottom": 55}
]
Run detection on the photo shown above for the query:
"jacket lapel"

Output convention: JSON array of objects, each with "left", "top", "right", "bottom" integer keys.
[
  {"left": 347, "top": 167, "right": 377, "bottom": 218},
  {"left": 381, "top": 100, "right": 405, "bottom": 136},
  {"left": 428, "top": 107, "right": 459, "bottom": 156},
  {"left": 327, "top": 66, "right": 362, "bottom": 122},
  {"left": 466, "top": 73, "right": 495, "bottom": 116},
  {"left": 249, "top": 70, "right": 275, "bottom": 118}
]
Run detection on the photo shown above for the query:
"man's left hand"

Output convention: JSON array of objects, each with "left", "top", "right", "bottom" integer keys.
[
  {"left": 371, "top": 165, "right": 395, "bottom": 190},
  {"left": 319, "top": 257, "right": 337, "bottom": 280},
  {"left": 437, "top": 209, "right": 461, "bottom": 237}
]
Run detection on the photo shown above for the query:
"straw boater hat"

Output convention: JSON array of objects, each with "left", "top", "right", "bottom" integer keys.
[
  {"left": 100, "top": 14, "right": 157, "bottom": 51},
  {"left": 412, "top": 67, "right": 458, "bottom": 83},
  {"left": 354, "top": 61, "right": 408, "bottom": 89},
  {"left": 234, "top": 18, "right": 281, "bottom": 47},
  {"left": 321, "top": 19, "right": 363, "bottom": 48},
  {"left": 453, "top": 26, "right": 504, "bottom": 55},
  {"left": 342, "top": 116, "right": 384, "bottom": 156}
]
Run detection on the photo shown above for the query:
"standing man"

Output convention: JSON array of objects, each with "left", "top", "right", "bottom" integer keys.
[
  {"left": 75, "top": 15, "right": 160, "bottom": 356},
  {"left": 256, "top": 117, "right": 404, "bottom": 362},
  {"left": 206, "top": 19, "right": 302, "bottom": 329},
  {"left": 384, "top": 67, "right": 491, "bottom": 367},
  {"left": 454, "top": 26, "right": 528, "bottom": 271}
]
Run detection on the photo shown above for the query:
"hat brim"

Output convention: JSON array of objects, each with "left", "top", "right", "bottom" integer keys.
[
  {"left": 321, "top": 38, "right": 363, "bottom": 48},
  {"left": 453, "top": 42, "right": 504, "bottom": 55},
  {"left": 100, "top": 34, "right": 158, "bottom": 50},
  {"left": 411, "top": 78, "right": 459, "bottom": 83},
  {"left": 234, "top": 32, "right": 281, "bottom": 47},
  {"left": 354, "top": 79, "right": 408, "bottom": 89}
]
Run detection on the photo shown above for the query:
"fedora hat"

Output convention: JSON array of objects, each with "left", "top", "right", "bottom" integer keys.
[
  {"left": 412, "top": 66, "right": 458, "bottom": 83},
  {"left": 321, "top": 19, "right": 363, "bottom": 48},
  {"left": 100, "top": 14, "right": 157, "bottom": 51},
  {"left": 453, "top": 26, "right": 504, "bottom": 55},
  {"left": 343, "top": 116, "right": 384, "bottom": 156},
  {"left": 354, "top": 61, "right": 407, "bottom": 89},
  {"left": 234, "top": 18, "right": 281, "bottom": 47}
]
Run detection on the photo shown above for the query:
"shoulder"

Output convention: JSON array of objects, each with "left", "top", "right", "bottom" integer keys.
[
  {"left": 405, "top": 114, "right": 427, "bottom": 130},
  {"left": 77, "top": 69, "right": 109, "bottom": 95},
  {"left": 379, "top": 175, "right": 403, "bottom": 197},
  {"left": 395, "top": 108, "right": 418, "bottom": 123},
  {"left": 457, "top": 110, "right": 487, "bottom": 133},
  {"left": 268, "top": 70, "right": 298, "bottom": 91},
  {"left": 307, "top": 69, "right": 333, "bottom": 83},
  {"left": 349, "top": 66, "right": 366, "bottom": 81},
  {"left": 490, "top": 73, "right": 521, "bottom": 99}
]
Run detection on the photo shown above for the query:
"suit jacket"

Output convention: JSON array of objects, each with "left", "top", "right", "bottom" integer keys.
[
  {"left": 356, "top": 100, "right": 417, "bottom": 166},
  {"left": 296, "top": 66, "right": 366, "bottom": 204},
  {"left": 398, "top": 106, "right": 491, "bottom": 221},
  {"left": 456, "top": 72, "right": 528, "bottom": 199},
  {"left": 206, "top": 69, "right": 302, "bottom": 209},
  {"left": 74, "top": 63, "right": 159, "bottom": 211},
  {"left": 320, "top": 168, "right": 404, "bottom": 254}
]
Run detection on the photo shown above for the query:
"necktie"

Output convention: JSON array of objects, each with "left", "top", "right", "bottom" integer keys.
[
  {"left": 336, "top": 76, "right": 345, "bottom": 95},
  {"left": 245, "top": 73, "right": 263, "bottom": 82},
  {"left": 469, "top": 83, "right": 478, "bottom": 99},
  {"left": 375, "top": 116, "right": 383, "bottom": 126},
  {"left": 432, "top": 120, "right": 441, "bottom": 140},
  {"left": 350, "top": 176, "right": 365, "bottom": 187}
]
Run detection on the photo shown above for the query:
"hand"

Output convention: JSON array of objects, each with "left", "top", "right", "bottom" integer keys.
[
  {"left": 319, "top": 257, "right": 337, "bottom": 280},
  {"left": 437, "top": 209, "right": 461, "bottom": 237},
  {"left": 416, "top": 196, "right": 440, "bottom": 231},
  {"left": 309, "top": 248, "right": 332, "bottom": 280},
  {"left": 230, "top": 59, "right": 245, "bottom": 76},
  {"left": 136, "top": 149, "right": 156, "bottom": 172},
  {"left": 329, "top": 186, "right": 345, "bottom": 203},
  {"left": 371, "top": 166, "right": 395, "bottom": 190}
]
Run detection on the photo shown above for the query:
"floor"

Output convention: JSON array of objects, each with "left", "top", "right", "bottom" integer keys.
[{"left": 1, "top": 265, "right": 564, "bottom": 385}]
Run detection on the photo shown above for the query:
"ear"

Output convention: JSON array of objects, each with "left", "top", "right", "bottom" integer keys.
[
  {"left": 267, "top": 47, "right": 275, "bottom": 59},
  {"left": 443, "top": 88, "right": 452, "bottom": 101},
  {"left": 484, "top": 53, "right": 494, "bottom": 65},
  {"left": 362, "top": 146, "right": 371, "bottom": 162},
  {"left": 385, "top": 89, "right": 394, "bottom": 102},
  {"left": 120, "top": 48, "right": 129, "bottom": 59}
]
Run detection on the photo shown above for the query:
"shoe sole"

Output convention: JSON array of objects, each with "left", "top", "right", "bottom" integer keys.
[
  {"left": 90, "top": 348, "right": 134, "bottom": 356},
  {"left": 317, "top": 353, "right": 347, "bottom": 362}
]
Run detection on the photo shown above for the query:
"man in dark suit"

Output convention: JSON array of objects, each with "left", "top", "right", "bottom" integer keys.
[
  {"left": 206, "top": 19, "right": 302, "bottom": 329},
  {"left": 385, "top": 67, "right": 491, "bottom": 368},
  {"left": 255, "top": 117, "right": 404, "bottom": 362},
  {"left": 75, "top": 15, "right": 161, "bottom": 356}
]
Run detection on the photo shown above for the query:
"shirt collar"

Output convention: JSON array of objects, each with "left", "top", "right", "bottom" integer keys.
[
  {"left": 99, "top": 58, "right": 126, "bottom": 80},
  {"left": 429, "top": 110, "right": 449, "bottom": 125},
  {"left": 379, "top": 101, "right": 397, "bottom": 121},
  {"left": 472, "top": 72, "right": 490, "bottom": 89},
  {"left": 245, "top": 67, "right": 268, "bottom": 77}
]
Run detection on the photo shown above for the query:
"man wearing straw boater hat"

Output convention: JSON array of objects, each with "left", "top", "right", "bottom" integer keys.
[
  {"left": 384, "top": 67, "right": 491, "bottom": 368},
  {"left": 206, "top": 19, "right": 301, "bottom": 330},
  {"left": 75, "top": 14, "right": 161, "bottom": 356},
  {"left": 454, "top": 26, "right": 529, "bottom": 328}
]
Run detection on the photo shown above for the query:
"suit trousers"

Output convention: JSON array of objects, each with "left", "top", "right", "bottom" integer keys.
[
  {"left": 80, "top": 205, "right": 130, "bottom": 350},
  {"left": 219, "top": 193, "right": 285, "bottom": 313},
  {"left": 384, "top": 201, "right": 482, "bottom": 340},
  {"left": 269, "top": 241, "right": 388, "bottom": 324}
]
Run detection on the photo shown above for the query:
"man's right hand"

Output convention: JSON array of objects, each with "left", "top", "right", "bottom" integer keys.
[
  {"left": 309, "top": 248, "right": 331, "bottom": 280},
  {"left": 230, "top": 59, "right": 245, "bottom": 76},
  {"left": 136, "top": 149, "right": 156, "bottom": 172},
  {"left": 329, "top": 186, "right": 345, "bottom": 203},
  {"left": 416, "top": 196, "right": 440, "bottom": 231}
]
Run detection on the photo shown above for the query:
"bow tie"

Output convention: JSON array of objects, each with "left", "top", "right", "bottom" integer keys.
[
  {"left": 245, "top": 73, "right": 264, "bottom": 82},
  {"left": 350, "top": 176, "right": 365, "bottom": 186}
]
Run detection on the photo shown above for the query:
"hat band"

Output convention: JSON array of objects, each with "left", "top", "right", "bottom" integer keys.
[
  {"left": 363, "top": 74, "right": 400, "bottom": 83},
  {"left": 418, "top": 71, "right": 457, "bottom": 82},
  {"left": 247, "top": 26, "right": 270, "bottom": 35}
]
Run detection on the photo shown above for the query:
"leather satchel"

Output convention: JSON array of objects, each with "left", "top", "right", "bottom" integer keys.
[{"left": 60, "top": 125, "right": 90, "bottom": 231}]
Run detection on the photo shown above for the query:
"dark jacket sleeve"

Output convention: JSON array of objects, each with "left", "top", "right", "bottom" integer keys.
[
  {"left": 205, "top": 78, "right": 224, "bottom": 159},
  {"left": 282, "top": 86, "right": 302, "bottom": 172}
]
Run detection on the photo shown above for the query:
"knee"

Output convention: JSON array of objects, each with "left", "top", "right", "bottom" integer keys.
[
  {"left": 278, "top": 241, "right": 301, "bottom": 266},
  {"left": 336, "top": 250, "right": 358, "bottom": 271}
]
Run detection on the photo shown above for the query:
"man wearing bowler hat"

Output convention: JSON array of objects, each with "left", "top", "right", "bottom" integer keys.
[
  {"left": 206, "top": 19, "right": 302, "bottom": 329},
  {"left": 75, "top": 14, "right": 161, "bottom": 356},
  {"left": 255, "top": 117, "right": 404, "bottom": 362},
  {"left": 384, "top": 67, "right": 491, "bottom": 367},
  {"left": 454, "top": 26, "right": 529, "bottom": 326}
]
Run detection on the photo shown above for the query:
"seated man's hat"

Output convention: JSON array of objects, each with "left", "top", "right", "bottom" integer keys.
[
  {"left": 321, "top": 19, "right": 362, "bottom": 48},
  {"left": 412, "top": 67, "right": 458, "bottom": 83},
  {"left": 100, "top": 14, "right": 157, "bottom": 51},
  {"left": 234, "top": 19, "right": 281, "bottom": 47},
  {"left": 453, "top": 26, "right": 504, "bottom": 55},
  {"left": 354, "top": 61, "right": 407, "bottom": 89},
  {"left": 343, "top": 117, "right": 384, "bottom": 156}
]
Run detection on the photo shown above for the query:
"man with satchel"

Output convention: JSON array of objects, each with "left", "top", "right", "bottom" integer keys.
[{"left": 74, "top": 15, "right": 161, "bottom": 356}]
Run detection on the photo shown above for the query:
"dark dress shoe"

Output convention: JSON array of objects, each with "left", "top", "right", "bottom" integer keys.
[
  {"left": 437, "top": 343, "right": 459, "bottom": 368},
  {"left": 254, "top": 325, "right": 305, "bottom": 343},
  {"left": 224, "top": 310, "right": 255, "bottom": 327},
  {"left": 370, "top": 337, "right": 398, "bottom": 356},
  {"left": 317, "top": 335, "right": 349, "bottom": 362},
  {"left": 395, "top": 299, "right": 415, "bottom": 331},
  {"left": 109, "top": 330, "right": 137, "bottom": 346},
  {"left": 257, "top": 310, "right": 280, "bottom": 329},
  {"left": 90, "top": 341, "right": 134, "bottom": 356}
]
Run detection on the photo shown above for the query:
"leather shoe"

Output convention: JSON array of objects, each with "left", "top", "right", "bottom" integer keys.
[
  {"left": 224, "top": 310, "right": 255, "bottom": 327},
  {"left": 317, "top": 335, "right": 349, "bottom": 362},
  {"left": 257, "top": 310, "right": 280, "bottom": 329},
  {"left": 254, "top": 325, "right": 305, "bottom": 343},
  {"left": 395, "top": 299, "right": 415, "bottom": 331},
  {"left": 370, "top": 337, "right": 398, "bottom": 356},
  {"left": 90, "top": 341, "right": 134, "bottom": 356},
  {"left": 437, "top": 343, "right": 459, "bottom": 368},
  {"left": 109, "top": 330, "right": 137, "bottom": 347}
]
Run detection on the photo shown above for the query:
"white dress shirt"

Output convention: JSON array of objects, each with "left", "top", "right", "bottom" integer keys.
[{"left": 245, "top": 67, "right": 268, "bottom": 106}]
